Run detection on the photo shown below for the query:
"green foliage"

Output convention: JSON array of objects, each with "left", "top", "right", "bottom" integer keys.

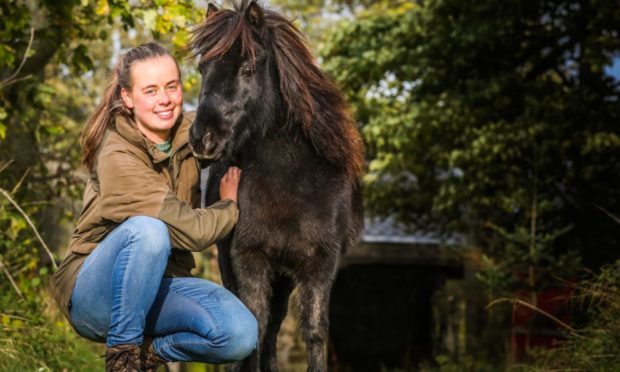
[
  {"left": 322, "top": 0, "right": 620, "bottom": 224},
  {"left": 320, "top": 0, "right": 620, "bottom": 281},
  {"left": 476, "top": 221, "right": 581, "bottom": 297},
  {"left": 528, "top": 260, "right": 620, "bottom": 370},
  {"left": 0, "top": 0, "right": 202, "bottom": 197},
  {"left": 0, "top": 0, "right": 204, "bottom": 369},
  {"left": 0, "top": 186, "right": 103, "bottom": 370},
  {"left": 315, "top": 1, "right": 620, "bottom": 365},
  {"left": 0, "top": 288, "right": 104, "bottom": 371}
]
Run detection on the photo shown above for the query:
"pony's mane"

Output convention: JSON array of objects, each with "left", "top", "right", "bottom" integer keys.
[{"left": 187, "top": 0, "right": 364, "bottom": 180}]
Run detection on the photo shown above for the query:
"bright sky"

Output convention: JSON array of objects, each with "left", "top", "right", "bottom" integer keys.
[{"left": 605, "top": 56, "right": 620, "bottom": 80}]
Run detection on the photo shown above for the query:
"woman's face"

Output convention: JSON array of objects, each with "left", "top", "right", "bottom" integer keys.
[{"left": 121, "top": 55, "right": 183, "bottom": 143}]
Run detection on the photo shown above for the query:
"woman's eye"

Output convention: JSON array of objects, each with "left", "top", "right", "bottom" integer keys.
[
  {"left": 167, "top": 84, "right": 178, "bottom": 91},
  {"left": 144, "top": 89, "right": 156, "bottom": 95}
]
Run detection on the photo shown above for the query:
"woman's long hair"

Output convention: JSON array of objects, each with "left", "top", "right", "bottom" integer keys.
[{"left": 81, "top": 42, "right": 178, "bottom": 171}]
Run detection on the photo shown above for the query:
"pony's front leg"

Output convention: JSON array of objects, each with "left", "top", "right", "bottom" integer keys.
[
  {"left": 261, "top": 276, "right": 295, "bottom": 372},
  {"left": 297, "top": 262, "right": 338, "bottom": 372},
  {"left": 228, "top": 250, "right": 273, "bottom": 372}
]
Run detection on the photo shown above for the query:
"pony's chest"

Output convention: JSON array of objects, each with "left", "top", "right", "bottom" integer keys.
[{"left": 235, "top": 175, "right": 338, "bottom": 250}]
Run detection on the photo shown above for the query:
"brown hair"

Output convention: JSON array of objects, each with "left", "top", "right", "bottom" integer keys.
[
  {"left": 81, "top": 42, "right": 178, "bottom": 171},
  {"left": 187, "top": 1, "right": 365, "bottom": 180}
]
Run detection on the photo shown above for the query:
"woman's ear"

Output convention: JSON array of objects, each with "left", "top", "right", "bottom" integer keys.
[{"left": 120, "top": 88, "right": 134, "bottom": 109}]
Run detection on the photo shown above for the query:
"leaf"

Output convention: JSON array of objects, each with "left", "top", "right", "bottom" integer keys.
[
  {"left": 8, "top": 217, "right": 27, "bottom": 240},
  {"left": 143, "top": 9, "right": 158, "bottom": 31},
  {"left": 44, "top": 125, "right": 65, "bottom": 135},
  {"left": 31, "top": 277, "right": 41, "bottom": 287},
  {"left": 172, "top": 29, "right": 189, "bottom": 48},
  {"left": 95, "top": 0, "right": 109, "bottom": 16},
  {"left": 71, "top": 44, "right": 94, "bottom": 72}
]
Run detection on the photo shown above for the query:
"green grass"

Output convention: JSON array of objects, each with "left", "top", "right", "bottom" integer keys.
[
  {"left": 0, "top": 284, "right": 104, "bottom": 371},
  {"left": 527, "top": 260, "right": 620, "bottom": 371}
]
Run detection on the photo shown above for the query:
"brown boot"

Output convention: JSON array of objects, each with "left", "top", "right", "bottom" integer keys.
[
  {"left": 105, "top": 344, "right": 142, "bottom": 372},
  {"left": 141, "top": 337, "right": 169, "bottom": 372}
]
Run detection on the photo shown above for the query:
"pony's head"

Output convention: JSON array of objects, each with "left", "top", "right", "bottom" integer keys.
[
  {"left": 187, "top": 0, "right": 364, "bottom": 178},
  {"left": 187, "top": 1, "right": 277, "bottom": 161}
]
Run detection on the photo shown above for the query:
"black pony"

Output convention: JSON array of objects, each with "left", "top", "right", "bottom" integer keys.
[{"left": 187, "top": 1, "right": 364, "bottom": 371}]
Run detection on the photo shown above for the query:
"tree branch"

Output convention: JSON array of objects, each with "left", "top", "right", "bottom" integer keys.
[
  {"left": 0, "top": 258, "right": 24, "bottom": 300},
  {"left": 0, "top": 187, "right": 57, "bottom": 270},
  {"left": 0, "top": 159, "right": 15, "bottom": 174},
  {"left": 0, "top": 27, "right": 35, "bottom": 88},
  {"left": 487, "top": 297, "right": 582, "bottom": 337},
  {"left": 593, "top": 204, "right": 620, "bottom": 225}
]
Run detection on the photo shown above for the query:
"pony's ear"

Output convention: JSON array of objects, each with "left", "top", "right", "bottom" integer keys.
[
  {"left": 245, "top": 1, "right": 264, "bottom": 27},
  {"left": 206, "top": 3, "right": 219, "bottom": 19}
]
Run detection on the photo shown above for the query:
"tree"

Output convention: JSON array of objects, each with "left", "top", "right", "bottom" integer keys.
[
  {"left": 317, "top": 0, "right": 620, "bottom": 363},
  {"left": 320, "top": 0, "right": 620, "bottom": 275},
  {"left": 0, "top": 0, "right": 201, "bottom": 196}
]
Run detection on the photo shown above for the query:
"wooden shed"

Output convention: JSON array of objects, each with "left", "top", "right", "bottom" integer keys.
[{"left": 328, "top": 217, "right": 464, "bottom": 371}]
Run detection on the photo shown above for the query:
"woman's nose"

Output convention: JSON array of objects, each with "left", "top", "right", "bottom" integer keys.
[{"left": 158, "top": 90, "right": 171, "bottom": 105}]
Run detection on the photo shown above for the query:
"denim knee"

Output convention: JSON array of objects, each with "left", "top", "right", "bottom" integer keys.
[
  {"left": 213, "top": 308, "right": 258, "bottom": 362},
  {"left": 122, "top": 216, "right": 171, "bottom": 259}
]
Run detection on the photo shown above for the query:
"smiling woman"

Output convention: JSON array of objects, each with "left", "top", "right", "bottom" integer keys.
[
  {"left": 51, "top": 42, "right": 257, "bottom": 371},
  {"left": 119, "top": 55, "right": 183, "bottom": 143}
]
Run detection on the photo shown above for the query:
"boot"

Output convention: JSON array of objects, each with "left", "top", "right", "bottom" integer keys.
[
  {"left": 141, "top": 337, "right": 169, "bottom": 372},
  {"left": 105, "top": 344, "right": 142, "bottom": 372}
]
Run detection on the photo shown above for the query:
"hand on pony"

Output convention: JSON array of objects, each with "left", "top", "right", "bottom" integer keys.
[{"left": 220, "top": 166, "right": 241, "bottom": 203}]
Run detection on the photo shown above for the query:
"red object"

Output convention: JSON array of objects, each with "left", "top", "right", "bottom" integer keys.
[{"left": 511, "top": 284, "right": 575, "bottom": 361}]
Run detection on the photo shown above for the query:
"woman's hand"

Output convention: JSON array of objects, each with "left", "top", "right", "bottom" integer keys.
[{"left": 219, "top": 166, "right": 242, "bottom": 203}]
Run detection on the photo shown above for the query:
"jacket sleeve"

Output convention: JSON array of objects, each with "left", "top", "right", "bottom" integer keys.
[
  {"left": 158, "top": 193, "right": 237, "bottom": 251},
  {"left": 97, "top": 148, "right": 238, "bottom": 252}
]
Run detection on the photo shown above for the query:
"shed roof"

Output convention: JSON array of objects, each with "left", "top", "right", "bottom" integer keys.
[{"left": 362, "top": 216, "right": 462, "bottom": 246}]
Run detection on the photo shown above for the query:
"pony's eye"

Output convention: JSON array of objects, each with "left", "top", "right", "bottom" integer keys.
[{"left": 241, "top": 66, "right": 253, "bottom": 77}]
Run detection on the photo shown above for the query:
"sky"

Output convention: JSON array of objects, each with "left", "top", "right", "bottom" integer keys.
[{"left": 605, "top": 56, "right": 620, "bottom": 80}]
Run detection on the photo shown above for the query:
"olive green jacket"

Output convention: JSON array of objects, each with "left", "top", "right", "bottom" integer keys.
[{"left": 52, "top": 112, "right": 237, "bottom": 320}]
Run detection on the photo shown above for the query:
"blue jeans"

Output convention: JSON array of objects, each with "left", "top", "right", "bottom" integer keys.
[{"left": 69, "top": 216, "right": 257, "bottom": 363}]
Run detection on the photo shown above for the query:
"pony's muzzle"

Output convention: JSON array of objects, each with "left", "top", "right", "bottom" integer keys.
[
  {"left": 191, "top": 130, "right": 222, "bottom": 160},
  {"left": 189, "top": 124, "right": 220, "bottom": 160}
]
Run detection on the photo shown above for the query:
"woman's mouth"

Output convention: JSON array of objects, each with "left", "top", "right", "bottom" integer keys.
[{"left": 155, "top": 109, "right": 174, "bottom": 120}]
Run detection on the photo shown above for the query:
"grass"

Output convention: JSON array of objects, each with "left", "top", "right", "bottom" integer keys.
[
  {"left": 527, "top": 260, "right": 620, "bottom": 371},
  {"left": 0, "top": 283, "right": 104, "bottom": 371}
]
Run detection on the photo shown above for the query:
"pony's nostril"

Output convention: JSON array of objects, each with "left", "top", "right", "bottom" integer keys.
[
  {"left": 203, "top": 131, "right": 217, "bottom": 153},
  {"left": 203, "top": 131, "right": 213, "bottom": 146}
]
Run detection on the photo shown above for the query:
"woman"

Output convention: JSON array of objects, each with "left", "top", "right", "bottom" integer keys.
[{"left": 52, "top": 42, "right": 257, "bottom": 371}]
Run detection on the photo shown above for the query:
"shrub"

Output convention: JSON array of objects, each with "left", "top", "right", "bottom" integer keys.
[{"left": 528, "top": 260, "right": 620, "bottom": 370}]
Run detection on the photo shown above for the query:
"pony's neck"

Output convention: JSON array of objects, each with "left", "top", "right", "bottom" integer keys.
[{"left": 233, "top": 119, "right": 313, "bottom": 168}]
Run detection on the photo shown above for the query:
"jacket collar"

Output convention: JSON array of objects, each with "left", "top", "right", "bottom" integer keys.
[{"left": 114, "top": 113, "right": 191, "bottom": 164}]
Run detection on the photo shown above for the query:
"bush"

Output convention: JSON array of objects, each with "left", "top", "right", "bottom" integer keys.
[
  {"left": 528, "top": 260, "right": 620, "bottom": 370},
  {"left": 0, "top": 190, "right": 102, "bottom": 371},
  {"left": 0, "top": 286, "right": 104, "bottom": 371}
]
